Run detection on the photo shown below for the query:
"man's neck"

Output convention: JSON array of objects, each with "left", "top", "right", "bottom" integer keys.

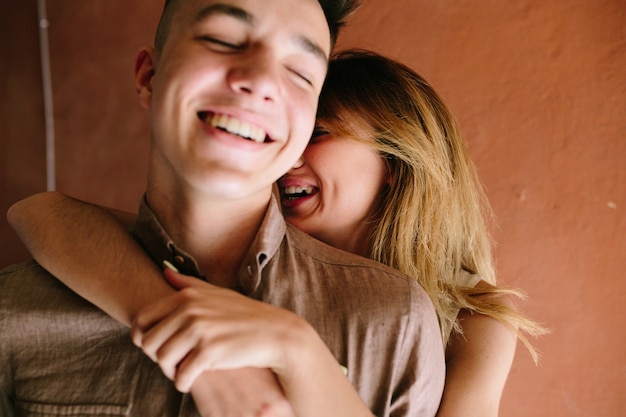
[{"left": 145, "top": 187, "right": 271, "bottom": 289}]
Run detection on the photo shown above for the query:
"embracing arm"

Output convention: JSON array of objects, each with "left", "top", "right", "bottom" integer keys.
[
  {"left": 7, "top": 192, "right": 297, "bottom": 417},
  {"left": 437, "top": 284, "right": 518, "bottom": 417},
  {"left": 7, "top": 192, "right": 170, "bottom": 325},
  {"left": 134, "top": 269, "right": 375, "bottom": 417}
]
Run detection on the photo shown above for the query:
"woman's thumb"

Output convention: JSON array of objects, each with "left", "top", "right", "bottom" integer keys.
[{"left": 162, "top": 260, "right": 196, "bottom": 290}]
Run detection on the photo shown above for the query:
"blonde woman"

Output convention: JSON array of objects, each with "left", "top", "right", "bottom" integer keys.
[
  {"left": 9, "top": 49, "right": 544, "bottom": 416},
  {"left": 280, "top": 49, "right": 546, "bottom": 416}
]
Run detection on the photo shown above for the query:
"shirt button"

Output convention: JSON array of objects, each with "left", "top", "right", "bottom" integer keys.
[{"left": 174, "top": 255, "right": 185, "bottom": 265}]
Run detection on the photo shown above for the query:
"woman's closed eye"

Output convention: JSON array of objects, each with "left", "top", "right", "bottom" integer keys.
[{"left": 309, "top": 128, "right": 329, "bottom": 143}]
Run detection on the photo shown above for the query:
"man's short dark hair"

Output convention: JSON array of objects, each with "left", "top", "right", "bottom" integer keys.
[
  {"left": 317, "top": 0, "right": 361, "bottom": 46},
  {"left": 154, "top": 0, "right": 360, "bottom": 52}
]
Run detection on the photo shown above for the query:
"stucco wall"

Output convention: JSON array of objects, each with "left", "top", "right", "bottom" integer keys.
[{"left": 1, "top": 1, "right": 624, "bottom": 415}]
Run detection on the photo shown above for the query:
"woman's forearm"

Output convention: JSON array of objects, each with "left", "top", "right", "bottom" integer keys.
[
  {"left": 277, "top": 321, "right": 374, "bottom": 417},
  {"left": 7, "top": 192, "right": 307, "bottom": 416},
  {"left": 7, "top": 192, "right": 174, "bottom": 325},
  {"left": 8, "top": 194, "right": 374, "bottom": 416}
]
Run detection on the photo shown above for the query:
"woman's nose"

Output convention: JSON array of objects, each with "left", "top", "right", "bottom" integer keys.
[{"left": 290, "top": 155, "right": 305, "bottom": 170}]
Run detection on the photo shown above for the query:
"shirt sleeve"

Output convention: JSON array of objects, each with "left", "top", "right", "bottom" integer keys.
[{"left": 388, "top": 283, "right": 446, "bottom": 417}]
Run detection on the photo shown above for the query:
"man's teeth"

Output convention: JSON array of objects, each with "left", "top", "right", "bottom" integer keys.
[
  {"left": 207, "top": 113, "right": 266, "bottom": 143},
  {"left": 283, "top": 186, "right": 314, "bottom": 197}
]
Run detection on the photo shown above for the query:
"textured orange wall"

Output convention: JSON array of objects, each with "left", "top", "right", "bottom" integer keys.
[
  {"left": 1, "top": 1, "right": 625, "bottom": 416},
  {"left": 0, "top": 2, "right": 47, "bottom": 264}
]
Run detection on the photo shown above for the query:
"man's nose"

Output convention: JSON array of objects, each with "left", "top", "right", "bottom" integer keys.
[{"left": 227, "top": 50, "right": 280, "bottom": 102}]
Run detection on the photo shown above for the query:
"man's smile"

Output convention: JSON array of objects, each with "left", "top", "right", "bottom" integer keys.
[{"left": 198, "top": 111, "right": 270, "bottom": 143}]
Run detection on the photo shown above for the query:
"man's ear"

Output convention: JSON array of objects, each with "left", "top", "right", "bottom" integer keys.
[{"left": 134, "top": 46, "right": 157, "bottom": 109}]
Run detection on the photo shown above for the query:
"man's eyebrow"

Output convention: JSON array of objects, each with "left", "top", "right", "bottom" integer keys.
[
  {"left": 294, "top": 35, "right": 329, "bottom": 65},
  {"left": 194, "top": 3, "right": 328, "bottom": 64},
  {"left": 194, "top": 3, "right": 254, "bottom": 26}
]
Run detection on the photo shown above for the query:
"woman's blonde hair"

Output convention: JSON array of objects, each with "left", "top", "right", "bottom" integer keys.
[{"left": 317, "top": 49, "right": 546, "bottom": 360}]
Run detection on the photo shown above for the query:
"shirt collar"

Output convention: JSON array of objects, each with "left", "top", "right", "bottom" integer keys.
[{"left": 131, "top": 194, "right": 286, "bottom": 293}]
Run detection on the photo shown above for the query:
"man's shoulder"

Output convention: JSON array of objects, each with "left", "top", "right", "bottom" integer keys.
[
  {"left": 281, "top": 225, "right": 431, "bottom": 303},
  {"left": 0, "top": 260, "right": 100, "bottom": 316},
  {"left": 284, "top": 224, "right": 400, "bottom": 271},
  {"left": 278, "top": 225, "right": 441, "bottom": 347},
  {"left": 0, "top": 259, "right": 39, "bottom": 273},
  {"left": 1, "top": 259, "right": 60, "bottom": 286},
  {"left": 0, "top": 259, "right": 51, "bottom": 287}
]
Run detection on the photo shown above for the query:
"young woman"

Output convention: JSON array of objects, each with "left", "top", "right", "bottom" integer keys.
[
  {"left": 8, "top": 49, "right": 545, "bottom": 416},
  {"left": 279, "top": 50, "right": 546, "bottom": 416}
]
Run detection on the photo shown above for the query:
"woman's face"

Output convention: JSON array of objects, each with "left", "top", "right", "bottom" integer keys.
[{"left": 277, "top": 116, "right": 390, "bottom": 257}]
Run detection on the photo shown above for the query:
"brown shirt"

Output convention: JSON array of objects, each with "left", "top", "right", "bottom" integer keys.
[{"left": 0, "top": 195, "right": 444, "bottom": 416}]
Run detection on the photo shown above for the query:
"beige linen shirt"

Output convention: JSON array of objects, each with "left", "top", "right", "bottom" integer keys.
[{"left": 0, "top": 195, "right": 444, "bottom": 416}]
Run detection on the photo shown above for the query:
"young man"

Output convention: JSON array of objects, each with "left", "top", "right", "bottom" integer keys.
[{"left": 1, "top": 0, "right": 445, "bottom": 416}]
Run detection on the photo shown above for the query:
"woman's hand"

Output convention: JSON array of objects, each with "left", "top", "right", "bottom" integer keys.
[
  {"left": 132, "top": 268, "right": 304, "bottom": 392},
  {"left": 190, "top": 369, "right": 295, "bottom": 417},
  {"left": 133, "top": 269, "right": 373, "bottom": 417}
]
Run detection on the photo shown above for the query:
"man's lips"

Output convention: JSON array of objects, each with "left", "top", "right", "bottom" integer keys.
[{"left": 198, "top": 111, "right": 271, "bottom": 143}]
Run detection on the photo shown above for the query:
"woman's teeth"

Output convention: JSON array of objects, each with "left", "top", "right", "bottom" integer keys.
[
  {"left": 206, "top": 113, "right": 267, "bottom": 143},
  {"left": 283, "top": 185, "right": 314, "bottom": 198}
]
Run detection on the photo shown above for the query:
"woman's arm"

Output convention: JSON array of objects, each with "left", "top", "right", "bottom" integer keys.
[
  {"left": 437, "top": 283, "right": 518, "bottom": 417},
  {"left": 134, "top": 269, "right": 375, "bottom": 417},
  {"left": 7, "top": 192, "right": 297, "bottom": 417},
  {"left": 7, "top": 192, "right": 171, "bottom": 325}
]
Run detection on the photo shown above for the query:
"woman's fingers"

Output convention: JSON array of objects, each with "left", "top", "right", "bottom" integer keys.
[
  {"left": 174, "top": 343, "right": 212, "bottom": 392},
  {"left": 132, "top": 272, "right": 217, "bottom": 348},
  {"left": 131, "top": 276, "right": 305, "bottom": 390},
  {"left": 136, "top": 289, "right": 212, "bottom": 372}
]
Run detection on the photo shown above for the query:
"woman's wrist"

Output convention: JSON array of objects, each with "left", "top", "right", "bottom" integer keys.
[{"left": 273, "top": 315, "right": 373, "bottom": 417}]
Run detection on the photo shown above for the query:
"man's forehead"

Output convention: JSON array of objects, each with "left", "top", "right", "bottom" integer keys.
[
  {"left": 192, "top": 2, "right": 254, "bottom": 25},
  {"left": 183, "top": 0, "right": 330, "bottom": 58},
  {"left": 185, "top": 1, "right": 328, "bottom": 41}
]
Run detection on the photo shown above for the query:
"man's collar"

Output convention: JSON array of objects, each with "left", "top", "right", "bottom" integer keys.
[{"left": 131, "top": 194, "right": 286, "bottom": 293}]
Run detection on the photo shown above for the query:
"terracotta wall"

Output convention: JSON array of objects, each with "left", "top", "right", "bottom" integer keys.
[
  {"left": 1, "top": 2, "right": 48, "bottom": 264},
  {"left": 1, "top": 1, "right": 624, "bottom": 416}
]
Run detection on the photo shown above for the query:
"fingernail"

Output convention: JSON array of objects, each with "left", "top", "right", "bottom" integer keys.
[{"left": 163, "top": 260, "right": 179, "bottom": 272}]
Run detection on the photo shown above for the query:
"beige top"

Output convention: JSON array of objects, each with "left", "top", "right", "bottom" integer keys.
[{"left": 0, "top": 195, "right": 445, "bottom": 417}]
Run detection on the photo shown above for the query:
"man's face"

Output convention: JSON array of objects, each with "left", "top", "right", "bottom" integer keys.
[{"left": 140, "top": 0, "right": 330, "bottom": 200}]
